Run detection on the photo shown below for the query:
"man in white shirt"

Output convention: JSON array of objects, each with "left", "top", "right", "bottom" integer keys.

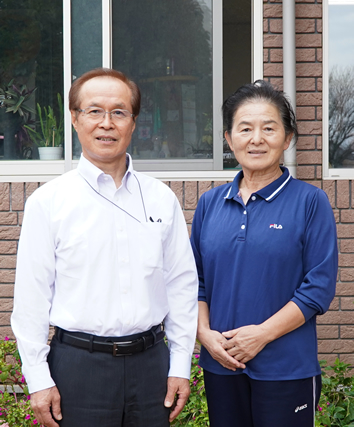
[{"left": 11, "top": 68, "right": 198, "bottom": 427}]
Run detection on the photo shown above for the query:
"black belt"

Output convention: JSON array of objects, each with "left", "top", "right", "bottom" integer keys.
[{"left": 54, "top": 324, "right": 165, "bottom": 356}]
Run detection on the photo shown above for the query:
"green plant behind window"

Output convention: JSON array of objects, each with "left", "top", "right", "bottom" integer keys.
[
  {"left": 0, "top": 80, "right": 36, "bottom": 122},
  {"left": 25, "top": 93, "right": 64, "bottom": 147}
]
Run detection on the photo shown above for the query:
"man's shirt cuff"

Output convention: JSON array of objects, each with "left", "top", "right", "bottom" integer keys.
[
  {"left": 24, "top": 362, "right": 56, "bottom": 394},
  {"left": 168, "top": 352, "right": 192, "bottom": 380}
]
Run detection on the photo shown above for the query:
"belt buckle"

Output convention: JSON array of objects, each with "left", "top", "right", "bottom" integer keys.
[{"left": 112, "top": 340, "right": 134, "bottom": 357}]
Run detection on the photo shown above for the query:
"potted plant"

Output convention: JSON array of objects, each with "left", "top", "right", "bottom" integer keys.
[
  {"left": 0, "top": 80, "right": 36, "bottom": 159},
  {"left": 25, "top": 93, "right": 64, "bottom": 160}
]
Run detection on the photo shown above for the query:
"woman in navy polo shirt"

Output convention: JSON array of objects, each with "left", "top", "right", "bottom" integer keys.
[{"left": 191, "top": 80, "right": 338, "bottom": 427}]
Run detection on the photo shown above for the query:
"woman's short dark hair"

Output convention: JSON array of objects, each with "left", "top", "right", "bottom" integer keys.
[
  {"left": 69, "top": 67, "right": 141, "bottom": 118},
  {"left": 222, "top": 80, "right": 298, "bottom": 143}
]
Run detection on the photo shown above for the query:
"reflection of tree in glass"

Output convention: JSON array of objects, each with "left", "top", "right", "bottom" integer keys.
[
  {"left": 112, "top": 0, "right": 213, "bottom": 159},
  {"left": 329, "top": 67, "right": 354, "bottom": 168},
  {"left": 112, "top": 0, "right": 211, "bottom": 79},
  {"left": 0, "top": 0, "right": 63, "bottom": 159},
  {"left": 0, "top": 0, "right": 63, "bottom": 109}
]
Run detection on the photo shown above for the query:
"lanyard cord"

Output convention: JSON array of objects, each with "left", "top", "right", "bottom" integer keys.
[
  {"left": 134, "top": 174, "right": 148, "bottom": 222},
  {"left": 81, "top": 173, "right": 148, "bottom": 223}
]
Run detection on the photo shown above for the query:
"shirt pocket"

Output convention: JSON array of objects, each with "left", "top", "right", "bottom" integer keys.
[
  {"left": 55, "top": 234, "right": 88, "bottom": 279},
  {"left": 138, "top": 222, "right": 164, "bottom": 270}
]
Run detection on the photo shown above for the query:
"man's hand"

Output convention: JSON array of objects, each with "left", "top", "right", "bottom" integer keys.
[
  {"left": 164, "top": 377, "right": 190, "bottom": 422},
  {"left": 30, "top": 386, "right": 62, "bottom": 427}
]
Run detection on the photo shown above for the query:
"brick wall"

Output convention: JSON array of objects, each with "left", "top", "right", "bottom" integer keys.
[
  {"left": 0, "top": 183, "right": 39, "bottom": 339},
  {"left": 264, "top": 0, "right": 354, "bottom": 365},
  {"left": 167, "top": 181, "right": 228, "bottom": 234},
  {"left": 1, "top": 0, "right": 353, "bottom": 366}
]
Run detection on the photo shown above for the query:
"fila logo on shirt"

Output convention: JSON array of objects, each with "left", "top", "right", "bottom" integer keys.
[
  {"left": 269, "top": 224, "right": 283, "bottom": 229},
  {"left": 295, "top": 404, "right": 307, "bottom": 413}
]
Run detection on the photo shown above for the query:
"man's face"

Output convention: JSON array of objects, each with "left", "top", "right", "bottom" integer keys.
[{"left": 71, "top": 76, "right": 136, "bottom": 169}]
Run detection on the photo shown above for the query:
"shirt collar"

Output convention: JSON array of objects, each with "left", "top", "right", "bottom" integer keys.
[
  {"left": 123, "top": 153, "right": 134, "bottom": 194},
  {"left": 225, "top": 167, "right": 292, "bottom": 202},
  {"left": 77, "top": 153, "right": 134, "bottom": 193}
]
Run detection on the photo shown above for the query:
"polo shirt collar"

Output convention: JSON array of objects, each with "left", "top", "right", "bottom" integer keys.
[
  {"left": 77, "top": 153, "right": 134, "bottom": 193},
  {"left": 225, "top": 167, "right": 292, "bottom": 202}
]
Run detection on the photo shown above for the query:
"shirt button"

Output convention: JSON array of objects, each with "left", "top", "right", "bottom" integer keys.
[
  {"left": 251, "top": 196, "right": 256, "bottom": 201},
  {"left": 241, "top": 224, "right": 246, "bottom": 230},
  {"left": 243, "top": 210, "right": 247, "bottom": 215}
]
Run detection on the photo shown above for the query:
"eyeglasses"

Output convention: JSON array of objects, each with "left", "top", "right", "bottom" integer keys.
[{"left": 76, "top": 107, "right": 135, "bottom": 122}]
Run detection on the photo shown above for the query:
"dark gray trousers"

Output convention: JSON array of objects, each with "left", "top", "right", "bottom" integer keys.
[{"left": 47, "top": 335, "right": 170, "bottom": 427}]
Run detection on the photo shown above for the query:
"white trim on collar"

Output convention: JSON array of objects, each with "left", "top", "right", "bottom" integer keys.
[
  {"left": 224, "top": 186, "right": 232, "bottom": 199},
  {"left": 265, "top": 173, "right": 292, "bottom": 201}
]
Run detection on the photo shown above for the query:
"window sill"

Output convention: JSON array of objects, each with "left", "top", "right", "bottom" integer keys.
[{"left": 0, "top": 160, "right": 239, "bottom": 182}]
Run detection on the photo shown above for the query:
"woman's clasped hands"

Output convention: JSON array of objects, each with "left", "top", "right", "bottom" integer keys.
[
  {"left": 221, "top": 324, "right": 270, "bottom": 366},
  {"left": 199, "top": 328, "right": 245, "bottom": 371}
]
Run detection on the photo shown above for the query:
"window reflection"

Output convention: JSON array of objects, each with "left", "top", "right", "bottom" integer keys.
[
  {"left": 0, "top": 0, "right": 63, "bottom": 160},
  {"left": 71, "top": 0, "right": 102, "bottom": 160},
  {"left": 112, "top": 0, "right": 213, "bottom": 162},
  {"left": 328, "top": 1, "right": 354, "bottom": 168},
  {"left": 223, "top": 0, "right": 251, "bottom": 169}
]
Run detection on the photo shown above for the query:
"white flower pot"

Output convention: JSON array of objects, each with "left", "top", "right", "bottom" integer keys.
[{"left": 38, "top": 147, "right": 63, "bottom": 160}]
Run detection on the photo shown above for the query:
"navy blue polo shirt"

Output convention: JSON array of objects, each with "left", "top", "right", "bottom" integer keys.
[{"left": 191, "top": 167, "right": 338, "bottom": 380}]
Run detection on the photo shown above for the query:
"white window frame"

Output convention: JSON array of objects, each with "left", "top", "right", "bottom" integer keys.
[
  {"left": 323, "top": 0, "right": 354, "bottom": 179},
  {"left": 0, "top": 0, "right": 262, "bottom": 183}
]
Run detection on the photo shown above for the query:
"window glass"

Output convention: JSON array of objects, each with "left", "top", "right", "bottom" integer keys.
[
  {"left": 112, "top": 0, "right": 251, "bottom": 170},
  {"left": 0, "top": 0, "right": 63, "bottom": 160},
  {"left": 223, "top": 0, "right": 251, "bottom": 169},
  {"left": 71, "top": 0, "right": 102, "bottom": 159},
  {"left": 328, "top": 1, "right": 354, "bottom": 168},
  {"left": 112, "top": 0, "right": 213, "bottom": 162}
]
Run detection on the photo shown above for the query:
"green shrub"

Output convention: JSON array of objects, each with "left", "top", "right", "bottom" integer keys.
[
  {"left": 2, "top": 338, "right": 354, "bottom": 427},
  {"left": 0, "top": 338, "right": 41, "bottom": 426},
  {"left": 172, "top": 354, "right": 209, "bottom": 427},
  {"left": 315, "top": 359, "right": 354, "bottom": 427}
]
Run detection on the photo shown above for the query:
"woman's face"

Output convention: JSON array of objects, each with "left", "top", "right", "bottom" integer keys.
[{"left": 225, "top": 100, "right": 293, "bottom": 177}]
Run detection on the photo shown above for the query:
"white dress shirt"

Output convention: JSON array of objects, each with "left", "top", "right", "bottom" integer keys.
[{"left": 11, "top": 154, "right": 198, "bottom": 393}]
